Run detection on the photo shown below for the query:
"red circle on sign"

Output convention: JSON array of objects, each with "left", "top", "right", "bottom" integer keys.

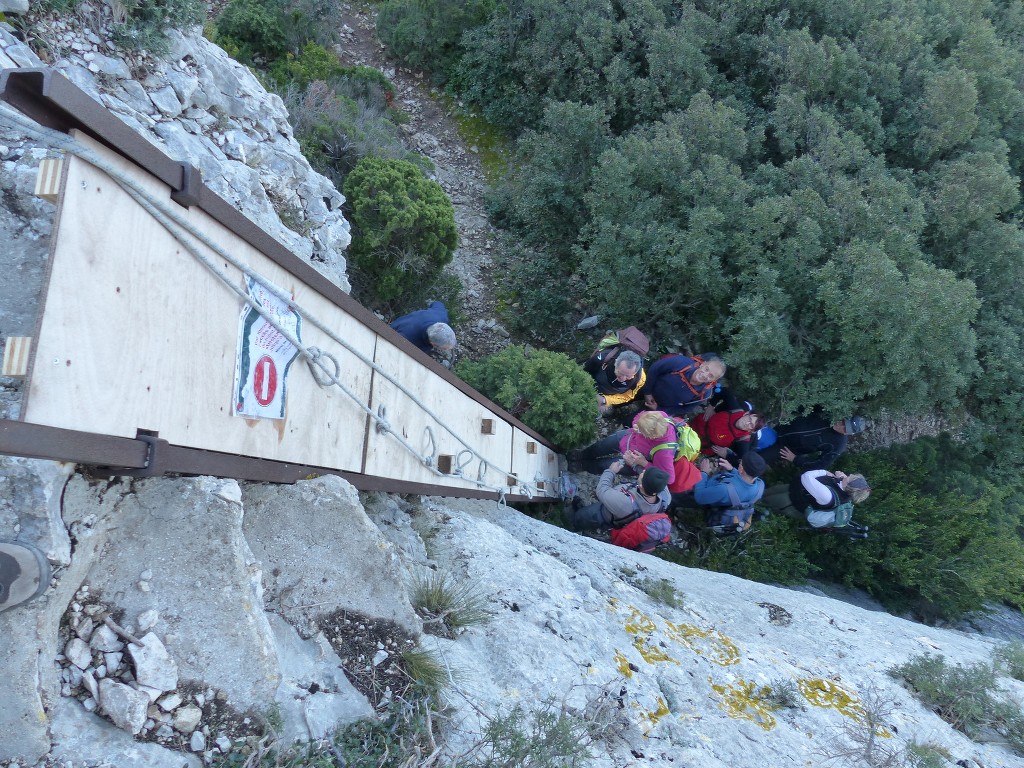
[{"left": 253, "top": 355, "right": 278, "bottom": 406}]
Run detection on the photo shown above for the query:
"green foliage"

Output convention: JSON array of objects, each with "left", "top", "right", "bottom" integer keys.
[
  {"left": 474, "top": 700, "right": 596, "bottom": 768},
  {"left": 905, "top": 742, "right": 952, "bottom": 768},
  {"left": 269, "top": 41, "right": 345, "bottom": 89},
  {"left": 412, "top": 571, "right": 493, "bottom": 637},
  {"left": 109, "top": 0, "right": 204, "bottom": 54},
  {"left": 214, "top": 0, "right": 287, "bottom": 61},
  {"left": 456, "top": 345, "right": 598, "bottom": 450},
  {"left": 376, "top": 0, "right": 495, "bottom": 81},
  {"left": 635, "top": 577, "right": 684, "bottom": 609},
  {"left": 332, "top": 697, "right": 441, "bottom": 768},
  {"left": 658, "top": 514, "right": 812, "bottom": 585},
  {"left": 890, "top": 653, "right": 1024, "bottom": 753},
  {"left": 399, "top": 646, "right": 450, "bottom": 698},
  {"left": 421, "top": 0, "right": 1024, "bottom": 435},
  {"left": 800, "top": 436, "right": 1024, "bottom": 621},
  {"left": 763, "top": 679, "right": 801, "bottom": 710},
  {"left": 995, "top": 641, "right": 1024, "bottom": 683},
  {"left": 343, "top": 157, "right": 458, "bottom": 305}
]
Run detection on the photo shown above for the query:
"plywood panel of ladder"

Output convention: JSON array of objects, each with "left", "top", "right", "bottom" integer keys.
[
  {"left": 510, "top": 428, "right": 560, "bottom": 498},
  {"left": 364, "top": 339, "right": 515, "bottom": 492},
  {"left": 24, "top": 133, "right": 374, "bottom": 472}
]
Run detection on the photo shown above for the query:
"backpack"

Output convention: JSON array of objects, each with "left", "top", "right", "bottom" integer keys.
[
  {"left": 610, "top": 513, "right": 673, "bottom": 553},
  {"left": 648, "top": 418, "right": 701, "bottom": 463},
  {"left": 805, "top": 499, "right": 854, "bottom": 528},
  {"left": 608, "top": 491, "right": 671, "bottom": 553},
  {"left": 595, "top": 326, "right": 650, "bottom": 359},
  {"left": 704, "top": 482, "right": 758, "bottom": 535}
]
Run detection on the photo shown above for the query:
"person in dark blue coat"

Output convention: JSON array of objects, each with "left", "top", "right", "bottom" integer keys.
[
  {"left": 389, "top": 301, "right": 456, "bottom": 356},
  {"left": 640, "top": 354, "right": 726, "bottom": 416}
]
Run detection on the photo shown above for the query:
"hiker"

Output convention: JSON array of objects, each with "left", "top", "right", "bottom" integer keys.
[
  {"left": 694, "top": 452, "right": 766, "bottom": 506},
  {"left": 669, "top": 452, "right": 766, "bottom": 533},
  {"left": 389, "top": 301, "right": 456, "bottom": 357},
  {"left": 689, "top": 401, "right": 764, "bottom": 460},
  {"left": 584, "top": 349, "right": 645, "bottom": 415},
  {"left": 0, "top": 541, "right": 51, "bottom": 612},
  {"left": 640, "top": 354, "right": 726, "bottom": 416},
  {"left": 758, "top": 410, "right": 867, "bottom": 471},
  {"left": 570, "top": 410, "right": 677, "bottom": 485},
  {"left": 762, "top": 469, "right": 871, "bottom": 528},
  {"left": 565, "top": 461, "right": 670, "bottom": 532}
]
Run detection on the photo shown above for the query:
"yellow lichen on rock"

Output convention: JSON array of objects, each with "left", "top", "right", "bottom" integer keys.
[
  {"left": 709, "top": 678, "right": 778, "bottom": 731},
  {"left": 615, "top": 650, "right": 633, "bottom": 678},
  {"left": 664, "top": 621, "right": 741, "bottom": 667}
]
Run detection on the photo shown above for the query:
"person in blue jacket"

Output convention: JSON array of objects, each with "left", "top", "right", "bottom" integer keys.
[
  {"left": 641, "top": 354, "right": 726, "bottom": 416},
  {"left": 389, "top": 301, "right": 456, "bottom": 356},
  {"left": 691, "top": 451, "right": 766, "bottom": 509}
]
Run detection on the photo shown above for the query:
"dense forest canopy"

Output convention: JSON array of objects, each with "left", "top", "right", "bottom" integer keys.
[{"left": 380, "top": 0, "right": 1024, "bottom": 441}]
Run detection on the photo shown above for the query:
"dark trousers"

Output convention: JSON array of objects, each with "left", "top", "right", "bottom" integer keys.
[
  {"left": 579, "top": 430, "right": 639, "bottom": 477},
  {"left": 567, "top": 502, "right": 611, "bottom": 532}
]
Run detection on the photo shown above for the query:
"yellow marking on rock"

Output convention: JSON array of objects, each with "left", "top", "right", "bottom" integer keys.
[
  {"left": 664, "top": 621, "right": 741, "bottom": 666},
  {"left": 615, "top": 650, "right": 633, "bottom": 678},
  {"left": 632, "top": 635, "right": 679, "bottom": 665},
  {"left": 638, "top": 696, "right": 671, "bottom": 733},
  {"left": 710, "top": 678, "right": 777, "bottom": 731}
]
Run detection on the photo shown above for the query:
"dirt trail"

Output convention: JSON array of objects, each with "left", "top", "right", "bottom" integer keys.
[{"left": 334, "top": 3, "right": 512, "bottom": 360}]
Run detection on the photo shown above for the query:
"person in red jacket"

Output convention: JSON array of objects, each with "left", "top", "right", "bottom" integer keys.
[{"left": 689, "top": 404, "right": 763, "bottom": 459}]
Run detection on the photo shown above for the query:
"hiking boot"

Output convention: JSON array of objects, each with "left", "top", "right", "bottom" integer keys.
[{"left": 0, "top": 541, "right": 51, "bottom": 612}]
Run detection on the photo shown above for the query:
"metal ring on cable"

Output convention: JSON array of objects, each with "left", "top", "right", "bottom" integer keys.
[{"left": 306, "top": 346, "right": 340, "bottom": 388}]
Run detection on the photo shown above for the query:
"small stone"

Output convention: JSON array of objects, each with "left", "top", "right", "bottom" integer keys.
[
  {"left": 128, "top": 633, "right": 178, "bottom": 692},
  {"left": 158, "top": 692, "right": 183, "bottom": 711},
  {"left": 174, "top": 704, "right": 203, "bottom": 734},
  {"left": 75, "top": 616, "right": 95, "bottom": 640},
  {"left": 216, "top": 735, "right": 231, "bottom": 752},
  {"left": 82, "top": 697, "right": 98, "bottom": 712},
  {"left": 98, "top": 678, "right": 149, "bottom": 735},
  {"left": 190, "top": 731, "right": 206, "bottom": 752},
  {"left": 104, "top": 652, "right": 123, "bottom": 672},
  {"left": 137, "top": 580, "right": 150, "bottom": 592},
  {"left": 65, "top": 638, "right": 92, "bottom": 670},
  {"left": 137, "top": 609, "right": 159, "bottom": 632},
  {"left": 82, "top": 670, "right": 99, "bottom": 700},
  {"left": 372, "top": 650, "right": 389, "bottom": 667},
  {"left": 140, "top": 570, "right": 153, "bottom": 581},
  {"left": 90, "top": 624, "right": 123, "bottom": 653}
]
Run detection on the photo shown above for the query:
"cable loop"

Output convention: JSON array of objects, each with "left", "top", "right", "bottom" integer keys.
[{"left": 306, "top": 346, "right": 340, "bottom": 388}]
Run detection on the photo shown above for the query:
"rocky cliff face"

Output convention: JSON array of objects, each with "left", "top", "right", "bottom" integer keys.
[{"left": 1, "top": 457, "right": 1021, "bottom": 767}]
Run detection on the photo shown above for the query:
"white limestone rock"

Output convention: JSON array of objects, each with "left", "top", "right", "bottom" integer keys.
[{"left": 98, "top": 678, "right": 149, "bottom": 735}]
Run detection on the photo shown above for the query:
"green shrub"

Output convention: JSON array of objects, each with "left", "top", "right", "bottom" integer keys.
[
  {"left": 456, "top": 345, "right": 598, "bottom": 450},
  {"left": 399, "top": 646, "right": 450, "bottom": 698},
  {"left": 475, "top": 700, "right": 596, "bottom": 768},
  {"left": 215, "top": 0, "right": 287, "bottom": 62},
  {"left": 269, "top": 41, "right": 345, "bottom": 88},
  {"left": 412, "top": 571, "right": 493, "bottom": 638},
  {"left": 109, "top": 0, "right": 203, "bottom": 53},
  {"left": 905, "top": 742, "right": 952, "bottom": 768},
  {"left": 376, "top": 0, "right": 495, "bottom": 81},
  {"left": 995, "top": 641, "right": 1024, "bottom": 682},
  {"left": 657, "top": 515, "right": 812, "bottom": 585},
  {"left": 343, "top": 157, "right": 458, "bottom": 305},
  {"left": 890, "top": 653, "right": 1024, "bottom": 753},
  {"left": 332, "top": 697, "right": 441, "bottom": 768}
]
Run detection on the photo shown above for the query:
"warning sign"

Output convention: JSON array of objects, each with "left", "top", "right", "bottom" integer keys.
[{"left": 233, "top": 276, "right": 301, "bottom": 419}]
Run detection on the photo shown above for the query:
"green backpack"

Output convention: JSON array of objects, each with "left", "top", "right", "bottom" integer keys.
[{"left": 805, "top": 500, "right": 854, "bottom": 528}]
